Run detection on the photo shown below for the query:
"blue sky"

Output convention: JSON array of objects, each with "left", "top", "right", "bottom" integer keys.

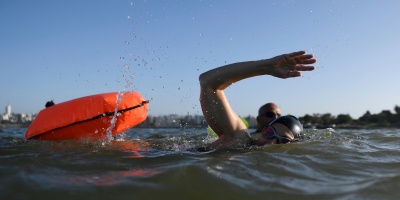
[{"left": 1, "top": 0, "right": 399, "bottom": 119}]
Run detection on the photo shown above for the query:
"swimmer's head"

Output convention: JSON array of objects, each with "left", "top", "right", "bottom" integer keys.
[
  {"left": 45, "top": 100, "right": 55, "bottom": 108},
  {"left": 269, "top": 115, "right": 303, "bottom": 139}
]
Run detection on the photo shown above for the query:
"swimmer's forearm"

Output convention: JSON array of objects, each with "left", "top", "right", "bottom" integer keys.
[{"left": 199, "top": 59, "right": 274, "bottom": 90}]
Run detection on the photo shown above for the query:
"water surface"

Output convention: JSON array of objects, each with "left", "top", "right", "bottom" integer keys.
[{"left": 1, "top": 127, "right": 399, "bottom": 199}]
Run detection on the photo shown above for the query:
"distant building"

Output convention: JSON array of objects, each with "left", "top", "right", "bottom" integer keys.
[
  {"left": 1, "top": 104, "right": 36, "bottom": 124},
  {"left": 2, "top": 104, "right": 12, "bottom": 121}
]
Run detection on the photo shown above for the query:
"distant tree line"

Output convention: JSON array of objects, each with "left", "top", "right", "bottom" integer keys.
[
  {"left": 298, "top": 105, "right": 400, "bottom": 128},
  {"left": 2, "top": 105, "right": 400, "bottom": 129}
]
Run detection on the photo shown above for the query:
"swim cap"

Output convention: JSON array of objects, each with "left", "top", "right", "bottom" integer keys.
[{"left": 269, "top": 115, "right": 303, "bottom": 139}]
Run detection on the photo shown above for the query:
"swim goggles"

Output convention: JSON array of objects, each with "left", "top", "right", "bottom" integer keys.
[
  {"left": 260, "top": 111, "right": 281, "bottom": 118},
  {"left": 261, "top": 126, "right": 292, "bottom": 144}
]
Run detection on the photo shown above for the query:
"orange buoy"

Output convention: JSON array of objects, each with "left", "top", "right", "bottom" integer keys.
[{"left": 25, "top": 91, "right": 149, "bottom": 140}]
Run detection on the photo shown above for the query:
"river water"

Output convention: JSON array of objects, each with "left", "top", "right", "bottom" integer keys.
[{"left": 1, "top": 127, "right": 399, "bottom": 199}]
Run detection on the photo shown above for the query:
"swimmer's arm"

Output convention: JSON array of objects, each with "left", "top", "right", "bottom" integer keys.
[
  {"left": 199, "top": 59, "right": 273, "bottom": 141},
  {"left": 199, "top": 59, "right": 272, "bottom": 90},
  {"left": 199, "top": 50, "right": 315, "bottom": 89},
  {"left": 199, "top": 50, "right": 315, "bottom": 144}
]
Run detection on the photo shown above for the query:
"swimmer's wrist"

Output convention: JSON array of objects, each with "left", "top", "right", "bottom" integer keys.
[{"left": 259, "top": 58, "right": 274, "bottom": 75}]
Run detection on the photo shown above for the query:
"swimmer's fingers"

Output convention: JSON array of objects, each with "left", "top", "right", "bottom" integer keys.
[
  {"left": 286, "top": 66, "right": 314, "bottom": 78},
  {"left": 295, "top": 65, "right": 315, "bottom": 71},
  {"left": 294, "top": 55, "right": 316, "bottom": 65},
  {"left": 289, "top": 50, "right": 306, "bottom": 57},
  {"left": 286, "top": 71, "right": 302, "bottom": 77}
]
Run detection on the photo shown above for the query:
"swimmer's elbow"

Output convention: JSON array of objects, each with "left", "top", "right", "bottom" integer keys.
[
  {"left": 199, "top": 69, "right": 230, "bottom": 90},
  {"left": 199, "top": 72, "right": 210, "bottom": 88}
]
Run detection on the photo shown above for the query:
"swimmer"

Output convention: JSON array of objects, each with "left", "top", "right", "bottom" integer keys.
[{"left": 199, "top": 50, "right": 316, "bottom": 148}]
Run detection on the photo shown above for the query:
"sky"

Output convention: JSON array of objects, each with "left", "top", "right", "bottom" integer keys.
[{"left": 1, "top": 0, "right": 400, "bottom": 119}]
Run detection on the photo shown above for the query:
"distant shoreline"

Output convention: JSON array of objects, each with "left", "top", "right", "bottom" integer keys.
[
  {"left": 0, "top": 123, "right": 30, "bottom": 128},
  {"left": 1, "top": 123, "right": 398, "bottom": 130}
]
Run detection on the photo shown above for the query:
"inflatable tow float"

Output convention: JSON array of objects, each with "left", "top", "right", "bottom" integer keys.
[{"left": 25, "top": 91, "right": 149, "bottom": 140}]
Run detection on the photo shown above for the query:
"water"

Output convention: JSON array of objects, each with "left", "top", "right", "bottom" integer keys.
[{"left": 1, "top": 127, "right": 399, "bottom": 199}]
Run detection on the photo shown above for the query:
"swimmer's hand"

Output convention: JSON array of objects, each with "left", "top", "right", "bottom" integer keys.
[{"left": 267, "top": 50, "right": 316, "bottom": 78}]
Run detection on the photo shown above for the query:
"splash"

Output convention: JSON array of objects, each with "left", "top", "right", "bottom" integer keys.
[
  {"left": 104, "top": 91, "right": 126, "bottom": 145},
  {"left": 303, "top": 128, "right": 355, "bottom": 145}
]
